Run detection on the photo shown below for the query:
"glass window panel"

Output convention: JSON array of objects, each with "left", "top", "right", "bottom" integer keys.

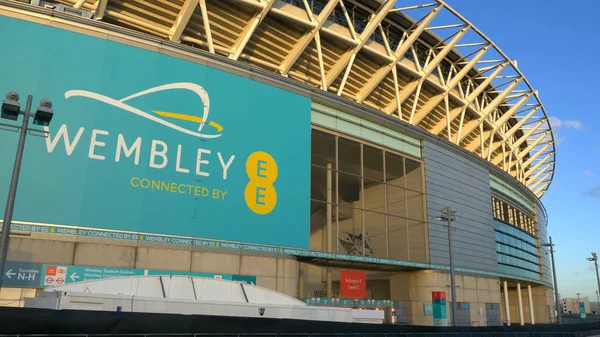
[
  {"left": 405, "top": 158, "right": 423, "bottom": 193},
  {"left": 363, "top": 145, "right": 383, "bottom": 181},
  {"left": 338, "top": 172, "right": 362, "bottom": 209},
  {"left": 363, "top": 178, "right": 386, "bottom": 212},
  {"left": 338, "top": 137, "right": 361, "bottom": 175},
  {"left": 311, "top": 129, "right": 336, "bottom": 168},
  {"left": 309, "top": 200, "right": 332, "bottom": 252},
  {"left": 386, "top": 184, "right": 407, "bottom": 218},
  {"left": 388, "top": 215, "right": 408, "bottom": 260},
  {"left": 406, "top": 189, "right": 425, "bottom": 222},
  {"left": 385, "top": 152, "right": 405, "bottom": 187},
  {"left": 363, "top": 210, "right": 387, "bottom": 258},
  {"left": 310, "top": 165, "right": 337, "bottom": 203},
  {"left": 337, "top": 206, "right": 364, "bottom": 255},
  {"left": 407, "top": 218, "right": 427, "bottom": 262}
]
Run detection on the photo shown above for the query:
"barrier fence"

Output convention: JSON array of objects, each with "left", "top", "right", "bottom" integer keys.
[{"left": 0, "top": 308, "right": 599, "bottom": 337}]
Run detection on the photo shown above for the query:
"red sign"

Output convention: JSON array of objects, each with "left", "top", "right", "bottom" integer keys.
[
  {"left": 432, "top": 291, "right": 446, "bottom": 299},
  {"left": 340, "top": 270, "right": 366, "bottom": 299},
  {"left": 46, "top": 266, "right": 57, "bottom": 277}
]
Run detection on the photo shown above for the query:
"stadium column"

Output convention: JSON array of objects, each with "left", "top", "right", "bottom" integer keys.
[
  {"left": 298, "top": 263, "right": 305, "bottom": 298},
  {"left": 517, "top": 283, "right": 524, "bottom": 325},
  {"left": 504, "top": 281, "right": 511, "bottom": 326},
  {"left": 528, "top": 285, "right": 535, "bottom": 324},
  {"left": 326, "top": 163, "right": 333, "bottom": 297}
]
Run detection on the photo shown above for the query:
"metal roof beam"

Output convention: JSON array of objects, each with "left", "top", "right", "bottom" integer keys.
[
  {"left": 493, "top": 92, "right": 533, "bottom": 127},
  {"left": 357, "top": 5, "right": 443, "bottom": 103},
  {"left": 527, "top": 163, "right": 552, "bottom": 183},
  {"left": 533, "top": 181, "right": 551, "bottom": 197},
  {"left": 325, "top": 0, "right": 397, "bottom": 89},
  {"left": 198, "top": 0, "right": 214, "bottom": 53},
  {"left": 93, "top": 0, "right": 108, "bottom": 20},
  {"left": 528, "top": 173, "right": 551, "bottom": 191},
  {"left": 522, "top": 143, "right": 552, "bottom": 168},
  {"left": 517, "top": 131, "right": 551, "bottom": 159},
  {"left": 458, "top": 78, "right": 522, "bottom": 145},
  {"left": 524, "top": 154, "right": 552, "bottom": 178},
  {"left": 431, "top": 106, "right": 463, "bottom": 135},
  {"left": 169, "top": 0, "right": 199, "bottom": 43},
  {"left": 280, "top": 0, "right": 340, "bottom": 76},
  {"left": 488, "top": 106, "right": 540, "bottom": 157},
  {"left": 230, "top": 0, "right": 275, "bottom": 60},
  {"left": 402, "top": 27, "right": 469, "bottom": 109},
  {"left": 491, "top": 119, "right": 544, "bottom": 165}
]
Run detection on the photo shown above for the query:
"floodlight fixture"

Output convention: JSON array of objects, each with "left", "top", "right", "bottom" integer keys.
[
  {"left": 33, "top": 98, "right": 53, "bottom": 126},
  {"left": 1, "top": 91, "right": 20, "bottom": 121}
]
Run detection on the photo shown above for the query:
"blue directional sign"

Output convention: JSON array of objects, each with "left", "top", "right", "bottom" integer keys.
[{"left": 2, "top": 262, "right": 43, "bottom": 287}]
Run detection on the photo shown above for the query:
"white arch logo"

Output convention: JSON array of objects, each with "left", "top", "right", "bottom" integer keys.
[{"left": 64, "top": 82, "right": 223, "bottom": 139}]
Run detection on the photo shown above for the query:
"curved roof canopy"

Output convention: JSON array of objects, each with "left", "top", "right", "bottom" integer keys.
[{"left": 33, "top": 0, "right": 556, "bottom": 197}]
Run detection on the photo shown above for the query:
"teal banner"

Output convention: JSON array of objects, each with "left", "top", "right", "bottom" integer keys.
[
  {"left": 304, "top": 298, "right": 395, "bottom": 308},
  {"left": 0, "top": 16, "right": 311, "bottom": 249},
  {"left": 2, "top": 262, "right": 256, "bottom": 288}
]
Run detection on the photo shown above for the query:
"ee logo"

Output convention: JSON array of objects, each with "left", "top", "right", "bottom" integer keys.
[{"left": 245, "top": 151, "right": 278, "bottom": 215}]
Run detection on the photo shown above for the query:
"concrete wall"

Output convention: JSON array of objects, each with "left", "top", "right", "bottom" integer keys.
[
  {"left": 500, "top": 284, "right": 554, "bottom": 325},
  {"left": 423, "top": 141, "right": 497, "bottom": 272},
  {"left": 5, "top": 236, "right": 299, "bottom": 298},
  {"left": 390, "top": 270, "right": 501, "bottom": 326}
]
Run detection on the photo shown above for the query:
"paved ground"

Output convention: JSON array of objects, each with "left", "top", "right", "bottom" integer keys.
[{"left": 561, "top": 314, "right": 600, "bottom": 323}]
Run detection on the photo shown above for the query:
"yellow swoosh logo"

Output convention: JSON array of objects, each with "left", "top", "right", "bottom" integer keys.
[{"left": 152, "top": 110, "right": 223, "bottom": 132}]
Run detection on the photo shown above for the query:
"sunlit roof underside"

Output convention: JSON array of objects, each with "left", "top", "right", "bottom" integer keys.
[{"left": 7, "top": 0, "right": 556, "bottom": 198}]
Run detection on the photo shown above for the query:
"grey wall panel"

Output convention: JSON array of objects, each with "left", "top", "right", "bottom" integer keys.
[
  {"left": 423, "top": 141, "right": 497, "bottom": 272},
  {"left": 536, "top": 203, "right": 553, "bottom": 286}
]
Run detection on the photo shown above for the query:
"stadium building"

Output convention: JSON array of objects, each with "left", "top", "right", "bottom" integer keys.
[{"left": 0, "top": 0, "right": 556, "bottom": 326}]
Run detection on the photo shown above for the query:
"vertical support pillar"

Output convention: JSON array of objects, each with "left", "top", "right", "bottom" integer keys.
[
  {"left": 298, "top": 263, "right": 305, "bottom": 299},
  {"left": 326, "top": 163, "right": 333, "bottom": 298},
  {"left": 517, "top": 283, "right": 524, "bottom": 325},
  {"left": 527, "top": 285, "right": 535, "bottom": 324},
  {"left": 504, "top": 281, "right": 511, "bottom": 326}
]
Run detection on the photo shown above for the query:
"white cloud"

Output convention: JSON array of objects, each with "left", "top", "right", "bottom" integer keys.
[
  {"left": 549, "top": 116, "right": 583, "bottom": 130},
  {"left": 585, "top": 170, "right": 599, "bottom": 177},
  {"left": 584, "top": 185, "right": 600, "bottom": 198}
]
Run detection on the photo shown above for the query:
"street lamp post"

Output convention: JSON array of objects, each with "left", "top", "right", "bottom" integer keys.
[
  {"left": 0, "top": 91, "right": 54, "bottom": 291},
  {"left": 434, "top": 206, "right": 457, "bottom": 327},
  {"left": 587, "top": 252, "right": 600, "bottom": 311},
  {"left": 541, "top": 236, "right": 561, "bottom": 324}
]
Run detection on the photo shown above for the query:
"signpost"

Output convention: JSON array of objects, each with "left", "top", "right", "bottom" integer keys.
[
  {"left": 432, "top": 291, "right": 448, "bottom": 326},
  {"left": 580, "top": 301, "right": 587, "bottom": 322}
]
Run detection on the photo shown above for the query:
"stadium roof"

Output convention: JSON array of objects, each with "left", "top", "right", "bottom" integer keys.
[{"left": 14, "top": 0, "right": 556, "bottom": 198}]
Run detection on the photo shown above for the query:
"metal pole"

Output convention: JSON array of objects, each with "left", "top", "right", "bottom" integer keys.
[
  {"left": 326, "top": 163, "right": 332, "bottom": 298},
  {"left": 447, "top": 207, "right": 457, "bottom": 327},
  {"left": 0, "top": 95, "right": 32, "bottom": 291},
  {"left": 549, "top": 237, "right": 561, "bottom": 324},
  {"left": 594, "top": 257, "right": 600, "bottom": 310}
]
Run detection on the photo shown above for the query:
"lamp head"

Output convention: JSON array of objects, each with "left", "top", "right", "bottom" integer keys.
[
  {"left": 33, "top": 98, "right": 53, "bottom": 126},
  {"left": 1, "top": 91, "right": 20, "bottom": 121}
]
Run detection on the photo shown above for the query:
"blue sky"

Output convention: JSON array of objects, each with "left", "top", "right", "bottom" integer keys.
[{"left": 444, "top": 0, "right": 600, "bottom": 300}]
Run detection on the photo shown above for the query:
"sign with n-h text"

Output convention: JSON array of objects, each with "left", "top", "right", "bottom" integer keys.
[
  {"left": 1, "top": 262, "right": 42, "bottom": 287},
  {"left": 339, "top": 270, "right": 366, "bottom": 299}
]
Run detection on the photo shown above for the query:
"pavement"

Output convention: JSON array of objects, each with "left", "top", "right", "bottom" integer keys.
[{"left": 561, "top": 314, "right": 600, "bottom": 323}]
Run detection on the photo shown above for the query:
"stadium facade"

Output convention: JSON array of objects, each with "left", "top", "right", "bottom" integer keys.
[{"left": 0, "top": 0, "right": 556, "bottom": 326}]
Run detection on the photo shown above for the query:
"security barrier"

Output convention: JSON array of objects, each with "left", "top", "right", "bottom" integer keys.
[{"left": 0, "top": 307, "right": 600, "bottom": 337}]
